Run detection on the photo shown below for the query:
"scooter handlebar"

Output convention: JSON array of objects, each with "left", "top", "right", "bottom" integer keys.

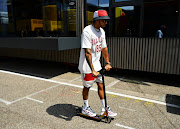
[
  {"left": 92, "top": 69, "right": 106, "bottom": 77},
  {"left": 100, "top": 69, "right": 106, "bottom": 75}
]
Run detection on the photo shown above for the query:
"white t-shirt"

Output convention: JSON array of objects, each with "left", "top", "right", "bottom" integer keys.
[{"left": 78, "top": 24, "right": 107, "bottom": 73}]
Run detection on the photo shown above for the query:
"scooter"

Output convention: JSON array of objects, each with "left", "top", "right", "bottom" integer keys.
[{"left": 77, "top": 69, "right": 113, "bottom": 124}]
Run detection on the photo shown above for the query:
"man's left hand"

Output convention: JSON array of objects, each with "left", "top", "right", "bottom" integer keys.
[{"left": 105, "top": 64, "right": 112, "bottom": 71}]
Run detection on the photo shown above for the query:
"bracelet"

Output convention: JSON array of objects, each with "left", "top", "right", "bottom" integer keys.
[{"left": 106, "top": 62, "right": 111, "bottom": 65}]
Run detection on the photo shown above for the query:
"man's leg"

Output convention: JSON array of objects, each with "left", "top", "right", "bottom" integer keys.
[
  {"left": 97, "top": 83, "right": 105, "bottom": 109},
  {"left": 97, "top": 83, "right": 104, "bottom": 100},
  {"left": 81, "top": 73, "right": 97, "bottom": 117},
  {"left": 82, "top": 87, "right": 89, "bottom": 108},
  {"left": 97, "top": 83, "right": 118, "bottom": 117},
  {"left": 83, "top": 87, "right": 89, "bottom": 100}
]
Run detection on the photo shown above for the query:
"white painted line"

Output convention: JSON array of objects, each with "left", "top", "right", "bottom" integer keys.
[
  {"left": 115, "top": 123, "right": 135, "bottom": 129},
  {"left": 69, "top": 76, "right": 81, "bottom": 82},
  {"left": 0, "top": 70, "right": 64, "bottom": 84},
  {"left": 1, "top": 69, "right": 180, "bottom": 109},
  {"left": 0, "top": 98, "right": 11, "bottom": 105},
  {"left": 7, "top": 84, "right": 61, "bottom": 105},
  {"left": 119, "top": 106, "right": 136, "bottom": 112},
  {"left": 106, "top": 80, "right": 120, "bottom": 88},
  {"left": 26, "top": 97, "right": 43, "bottom": 103}
]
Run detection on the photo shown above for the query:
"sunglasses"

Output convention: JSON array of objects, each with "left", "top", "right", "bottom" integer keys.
[{"left": 103, "top": 20, "right": 108, "bottom": 23}]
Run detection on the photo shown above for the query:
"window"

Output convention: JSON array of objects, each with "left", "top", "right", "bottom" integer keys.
[
  {"left": 113, "top": 6, "right": 140, "bottom": 37},
  {"left": 43, "top": 0, "right": 76, "bottom": 37},
  {"left": 86, "top": 0, "right": 99, "bottom": 26},
  {"left": 143, "top": 0, "right": 179, "bottom": 38},
  {"left": 0, "top": 0, "right": 77, "bottom": 37},
  {"left": 85, "top": 0, "right": 141, "bottom": 37},
  {"left": 0, "top": 0, "right": 14, "bottom": 37}
]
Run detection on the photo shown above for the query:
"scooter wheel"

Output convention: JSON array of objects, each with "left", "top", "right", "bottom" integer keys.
[{"left": 105, "top": 117, "right": 111, "bottom": 124}]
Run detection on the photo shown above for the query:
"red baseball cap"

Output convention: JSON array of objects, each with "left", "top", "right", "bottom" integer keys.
[{"left": 93, "top": 10, "right": 110, "bottom": 21}]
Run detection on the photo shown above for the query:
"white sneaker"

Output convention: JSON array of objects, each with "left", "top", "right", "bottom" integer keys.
[
  {"left": 82, "top": 106, "right": 97, "bottom": 117},
  {"left": 101, "top": 106, "right": 117, "bottom": 117}
]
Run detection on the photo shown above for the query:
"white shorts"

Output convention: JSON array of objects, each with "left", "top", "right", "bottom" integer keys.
[{"left": 81, "top": 73, "right": 103, "bottom": 88}]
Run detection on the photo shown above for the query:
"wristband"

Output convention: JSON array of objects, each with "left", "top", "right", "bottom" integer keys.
[{"left": 106, "top": 62, "right": 111, "bottom": 65}]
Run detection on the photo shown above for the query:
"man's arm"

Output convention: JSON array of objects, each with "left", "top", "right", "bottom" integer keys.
[
  {"left": 102, "top": 47, "right": 112, "bottom": 71},
  {"left": 84, "top": 48, "right": 99, "bottom": 76}
]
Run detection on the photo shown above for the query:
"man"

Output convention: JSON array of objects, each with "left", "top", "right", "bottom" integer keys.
[
  {"left": 78, "top": 10, "right": 117, "bottom": 117},
  {"left": 156, "top": 25, "right": 166, "bottom": 38}
]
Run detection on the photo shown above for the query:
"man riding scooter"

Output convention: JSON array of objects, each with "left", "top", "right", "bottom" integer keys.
[{"left": 78, "top": 9, "right": 117, "bottom": 117}]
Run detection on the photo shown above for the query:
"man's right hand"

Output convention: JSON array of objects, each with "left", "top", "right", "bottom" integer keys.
[{"left": 92, "top": 70, "right": 99, "bottom": 77}]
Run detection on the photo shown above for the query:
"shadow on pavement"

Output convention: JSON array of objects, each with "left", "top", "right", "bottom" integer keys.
[
  {"left": 166, "top": 94, "right": 180, "bottom": 115},
  {"left": 118, "top": 77, "right": 151, "bottom": 86},
  {"left": 46, "top": 104, "right": 80, "bottom": 121},
  {"left": 108, "top": 69, "right": 180, "bottom": 88},
  {"left": 0, "top": 57, "right": 79, "bottom": 79}
]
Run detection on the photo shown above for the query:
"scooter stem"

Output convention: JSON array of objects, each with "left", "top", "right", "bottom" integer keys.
[{"left": 101, "top": 70, "right": 107, "bottom": 109}]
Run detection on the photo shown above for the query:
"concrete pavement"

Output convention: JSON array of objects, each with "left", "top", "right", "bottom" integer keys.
[{"left": 0, "top": 58, "right": 180, "bottom": 129}]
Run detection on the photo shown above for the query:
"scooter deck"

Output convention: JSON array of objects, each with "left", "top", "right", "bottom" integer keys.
[
  {"left": 77, "top": 112, "right": 113, "bottom": 123},
  {"left": 76, "top": 107, "right": 113, "bottom": 123},
  {"left": 78, "top": 112, "right": 102, "bottom": 121},
  {"left": 76, "top": 107, "right": 101, "bottom": 121}
]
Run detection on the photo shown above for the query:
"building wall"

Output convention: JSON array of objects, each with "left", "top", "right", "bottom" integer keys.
[{"left": 0, "top": 0, "right": 179, "bottom": 75}]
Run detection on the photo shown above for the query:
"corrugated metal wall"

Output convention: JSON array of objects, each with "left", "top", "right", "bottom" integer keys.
[
  {"left": 0, "top": 38, "right": 179, "bottom": 75},
  {"left": 103, "top": 37, "right": 180, "bottom": 75},
  {"left": 0, "top": 48, "right": 80, "bottom": 64}
]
